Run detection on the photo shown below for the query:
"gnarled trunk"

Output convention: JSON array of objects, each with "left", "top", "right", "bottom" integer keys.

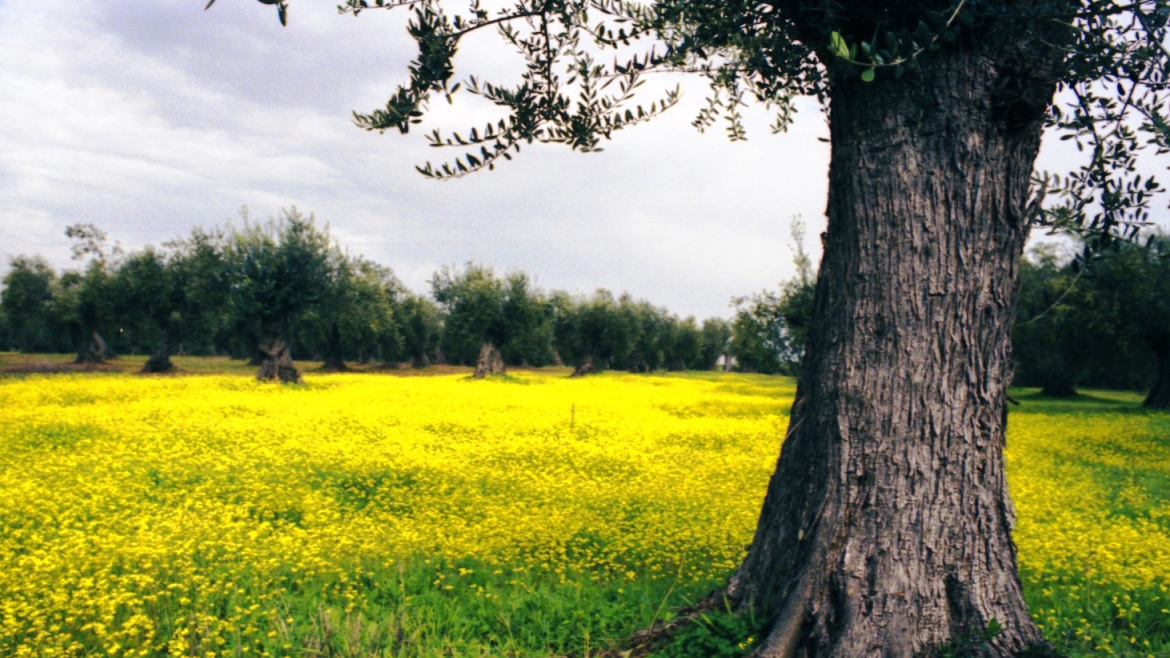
[
  {"left": 1143, "top": 334, "right": 1170, "bottom": 409},
  {"left": 256, "top": 321, "right": 301, "bottom": 383},
  {"left": 473, "top": 341, "right": 505, "bottom": 378},
  {"left": 733, "top": 24, "right": 1062, "bottom": 658},
  {"left": 75, "top": 330, "right": 109, "bottom": 365}
]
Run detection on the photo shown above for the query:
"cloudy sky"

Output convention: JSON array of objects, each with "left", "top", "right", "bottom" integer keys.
[{"left": 0, "top": 0, "right": 1160, "bottom": 319}]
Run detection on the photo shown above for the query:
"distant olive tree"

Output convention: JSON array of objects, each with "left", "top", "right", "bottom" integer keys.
[
  {"left": 1082, "top": 234, "right": 1170, "bottom": 408},
  {"left": 2, "top": 255, "right": 60, "bottom": 354},
  {"left": 110, "top": 247, "right": 180, "bottom": 373},
  {"left": 226, "top": 208, "right": 334, "bottom": 383}
]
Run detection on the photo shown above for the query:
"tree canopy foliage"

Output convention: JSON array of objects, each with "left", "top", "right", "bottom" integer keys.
[
  {"left": 2, "top": 217, "right": 744, "bottom": 379},
  {"left": 1014, "top": 234, "right": 1170, "bottom": 407},
  {"left": 286, "top": 0, "right": 1170, "bottom": 246}
]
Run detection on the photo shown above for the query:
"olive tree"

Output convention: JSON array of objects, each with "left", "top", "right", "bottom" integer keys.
[
  {"left": 394, "top": 291, "right": 442, "bottom": 368},
  {"left": 307, "top": 252, "right": 401, "bottom": 371},
  {"left": 110, "top": 247, "right": 180, "bottom": 373},
  {"left": 1011, "top": 246, "right": 1101, "bottom": 396},
  {"left": 1, "top": 255, "right": 60, "bottom": 353},
  {"left": 165, "top": 226, "right": 232, "bottom": 357},
  {"left": 699, "top": 316, "right": 732, "bottom": 371},
  {"left": 431, "top": 262, "right": 513, "bottom": 377},
  {"left": 218, "top": 0, "right": 1170, "bottom": 652},
  {"left": 64, "top": 223, "right": 121, "bottom": 364},
  {"left": 1083, "top": 234, "right": 1170, "bottom": 407},
  {"left": 226, "top": 208, "right": 333, "bottom": 383}
]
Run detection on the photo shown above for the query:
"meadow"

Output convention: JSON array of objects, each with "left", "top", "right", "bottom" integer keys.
[{"left": 0, "top": 356, "right": 1167, "bottom": 657}]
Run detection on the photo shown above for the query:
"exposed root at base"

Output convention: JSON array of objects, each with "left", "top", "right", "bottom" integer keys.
[
  {"left": 593, "top": 588, "right": 728, "bottom": 658},
  {"left": 747, "top": 573, "right": 812, "bottom": 658}
]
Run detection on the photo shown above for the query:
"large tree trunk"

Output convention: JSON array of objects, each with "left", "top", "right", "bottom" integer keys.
[
  {"left": 142, "top": 338, "right": 175, "bottom": 374},
  {"left": 1143, "top": 334, "right": 1170, "bottom": 409},
  {"left": 732, "top": 23, "right": 1063, "bottom": 658},
  {"left": 473, "top": 341, "right": 505, "bottom": 378},
  {"left": 256, "top": 321, "right": 302, "bottom": 383},
  {"left": 75, "top": 330, "right": 109, "bottom": 365},
  {"left": 319, "top": 321, "right": 349, "bottom": 372}
]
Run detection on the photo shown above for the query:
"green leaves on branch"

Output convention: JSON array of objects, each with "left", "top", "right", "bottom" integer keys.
[
  {"left": 344, "top": 0, "right": 682, "bottom": 180},
  {"left": 824, "top": 0, "right": 968, "bottom": 83},
  {"left": 829, "top": 31, "right": 849, "bottom": 60},
  {"left": 221, "top": 0, "right": 1170, "bottom": 247}
]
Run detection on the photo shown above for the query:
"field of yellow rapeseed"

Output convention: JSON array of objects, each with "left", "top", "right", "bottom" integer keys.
[
  {"left": 0, "top": 369, "right": 790, "bottom": 657},
  {"left": 0, "top": 366, "right": 1167, "bottom": 656},
  {"left": 1007, "top": 392, "right": 1170, "bottom": 653}
]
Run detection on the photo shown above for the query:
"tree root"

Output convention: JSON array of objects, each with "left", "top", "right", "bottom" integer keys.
[
  {"left": 748, "top": 573, "right": 812, "bottom": 658},
  {"left": 594, "top": 587, "right": 728, "bottom": 658},
  {"left": 590, "top": 570, "right": 817, "bottom": 658}
]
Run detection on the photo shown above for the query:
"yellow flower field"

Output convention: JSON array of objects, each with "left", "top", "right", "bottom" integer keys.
[{"left": 0, "top": 368, "right": 1167, "bottom": 656}]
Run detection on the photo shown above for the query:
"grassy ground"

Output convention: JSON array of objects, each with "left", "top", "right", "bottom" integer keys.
[{"left": 0, "top": 354, "right": 1166, "bottom": 657}]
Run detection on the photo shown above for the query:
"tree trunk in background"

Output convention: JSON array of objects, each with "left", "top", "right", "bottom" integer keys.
[
  {"left": 473, "top": 341, "right": 505, "bottom": 378},
  {"left": 75, "top": 330, "right": 109, "bottom": 365},
  {"left": 256, "top": 321, "right": 301, "bottom": 383},
  {"left": 320, "top": 321, "right": 349, "bottom": 372},
  {"left": 732, "top": 20, "right": 1063, "bottom": 657},
  {"left": 571, "top": 354, "right": 598, "bottom": 377},
  {"left": 627, "top": 353, "right": 649, "bottom": 373},
  {"left": 1144, "top": 334, "right": 1170, "bottom": 409},
  {"left": 142, "top": 338, "right": 175, "bottom": 374}
]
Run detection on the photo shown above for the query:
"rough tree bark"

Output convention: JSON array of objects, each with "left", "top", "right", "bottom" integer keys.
[
  {"left": 319, "top": 320, "right": 349, "bottom": 372},
  {"left": 256, "top": 321, "right": 302, "bottom": 383},
  {"left": 1143, "top": 333, "right": 1170, "bottom": 409},
  {"left": 473, "top": 341, "right": 505, "bottom": 378},
  {"left": 729, "top": 20, "right": 1065, "bottom": 658}
]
